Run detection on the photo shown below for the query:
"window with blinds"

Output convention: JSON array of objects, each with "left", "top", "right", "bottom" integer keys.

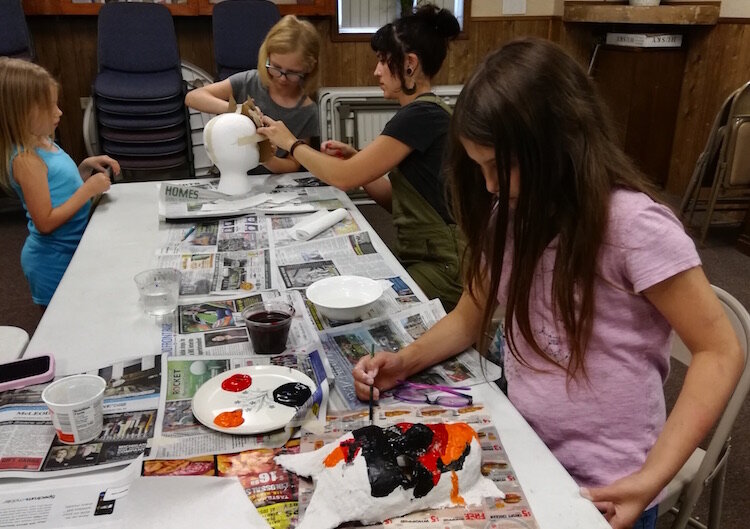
[{"left": 337, "top": 0, "right": 464, "bottom": 34}]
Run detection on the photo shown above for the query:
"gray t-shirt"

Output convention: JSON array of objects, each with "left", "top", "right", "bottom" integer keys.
[{"left": 229, "top": 70, "right": 319, "bottom": 157}]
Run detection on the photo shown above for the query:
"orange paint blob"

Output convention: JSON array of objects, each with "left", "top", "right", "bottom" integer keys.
[
  {"left": 214, "top": 409, "right": 244, "bottom": 428},
  {"left": 450, "top": 470, "right": 465, "bottom": 505}
]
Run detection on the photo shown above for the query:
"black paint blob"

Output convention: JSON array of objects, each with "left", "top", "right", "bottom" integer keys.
[{"left": 273, "top": 382, "right": 311, "bottom": 407}]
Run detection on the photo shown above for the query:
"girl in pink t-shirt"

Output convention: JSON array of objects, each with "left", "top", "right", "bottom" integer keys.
[{"left": 352, "top": 38, "right": 743, "bottom": 529}]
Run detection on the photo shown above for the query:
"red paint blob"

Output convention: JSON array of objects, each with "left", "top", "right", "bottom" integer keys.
[{"left": 221, "top": 373, "right": 252, "bottom": 392}]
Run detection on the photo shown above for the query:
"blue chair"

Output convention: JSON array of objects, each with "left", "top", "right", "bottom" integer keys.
[
  {"left": 0, "top": 0, "right": 34, "bottom": 60},
  {"left": 94, "top": 3, "right": 183, "bottom": 101},
  {"left": 212, "top": 0, "right": 281, "bottom": 80}
]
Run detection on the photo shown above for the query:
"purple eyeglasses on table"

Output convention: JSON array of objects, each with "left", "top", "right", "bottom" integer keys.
[{"left": 391, "top": 380, "right": 473, "bottom": 408}]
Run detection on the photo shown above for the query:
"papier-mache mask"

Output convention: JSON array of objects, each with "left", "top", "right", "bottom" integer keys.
[
  {"left": 203, "top": 95, "right": 274, "bottom": 195},
  {"left": 275, "top": 422, "right": 503, "bottom": 529}
]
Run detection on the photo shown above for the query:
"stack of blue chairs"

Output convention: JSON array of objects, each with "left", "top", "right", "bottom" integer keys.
[{"left": 93, "top": 3, "right": 192, "bottom": 177}]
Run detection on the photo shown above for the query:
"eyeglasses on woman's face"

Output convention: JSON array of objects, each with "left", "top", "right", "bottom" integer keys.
[
  {"left": 391, "top": 380, "right": 473, "bottom": 408},
  {"left": 265, "top": 60, "right": 306, "bottom": 83}
]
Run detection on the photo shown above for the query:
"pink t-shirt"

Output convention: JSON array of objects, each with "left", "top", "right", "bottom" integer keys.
[{"left": 497, "top": 189, "right": 700, "bottom": 492}]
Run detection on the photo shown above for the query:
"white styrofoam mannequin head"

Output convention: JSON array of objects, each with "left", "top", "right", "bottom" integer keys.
[{"left": 203, "top": 113, "right": 261, "bottom": 195}]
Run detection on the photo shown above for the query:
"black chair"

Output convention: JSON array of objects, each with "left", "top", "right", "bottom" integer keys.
[
  {"left": 0, "top": 0, "right": 34, "bottom": 60},
  {"left": 93, "top": 2, "right": 193, "bottom": 178},
  {"left": 212, "top": 0, "right": 281, "bottom": 80}
]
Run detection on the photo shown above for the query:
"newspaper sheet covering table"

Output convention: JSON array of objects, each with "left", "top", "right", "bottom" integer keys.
[
  {"left": 0, "top": 457, "right": 142, "bottom": 528},
  {"left": 142, "top": 403, "right": 540, "bottom": 529},
  {"left": 160, "top": 290, "right": 317, "bottom": 357},
  {"left": 158, "top": 248, "right": 276, "bottom": 295},
  {"left": 275, "top": 231, "right": 398, "bottom": 288},
  {"left": 0, "top": 357, "right": 161, "bottom": 478},
  {"left": 158, "top": 179, "right": 346, "bottom": 221},
  {"left": 150, "top": 348, "right": 331, "bottom": 460},
  {"left": 155, "top": 211, "right": 361, "bottom": 257},
  {"left": 316, "top": 299, "right": 502, "bottom": 411},
  {"left": 143, "top": 440, "right": 302, "bottom": 529}
]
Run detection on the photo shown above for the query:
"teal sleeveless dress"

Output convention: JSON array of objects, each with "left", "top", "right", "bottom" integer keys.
[{"left": 10, "top": 144, "right": 90, "bottom": 305}]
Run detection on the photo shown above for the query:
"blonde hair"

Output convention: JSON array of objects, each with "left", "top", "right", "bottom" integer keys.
[
  {"left": 0, "top": 57, "right": 58, "bottom": 192},
  {"left": 257, "top": 15, "right": 320, "bottom": 97}
]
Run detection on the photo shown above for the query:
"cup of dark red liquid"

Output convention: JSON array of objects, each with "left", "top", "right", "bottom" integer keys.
[{"left": 242, "top": 300, "right": 295, "bottom": 354}]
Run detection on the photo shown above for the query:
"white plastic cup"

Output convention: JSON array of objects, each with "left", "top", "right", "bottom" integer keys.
[
  {"left": 41, "top": 374, "right": 106, "bottom": 445},
  {"left": 134, "top": 268, "right": 180, "bottom": 317}
]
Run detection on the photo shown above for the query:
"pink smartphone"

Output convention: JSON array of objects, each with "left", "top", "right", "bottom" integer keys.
[{"left": 0, "top": 354, "right": 55, "bottom": 392}]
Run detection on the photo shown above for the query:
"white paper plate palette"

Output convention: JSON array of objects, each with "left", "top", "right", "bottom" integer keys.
[{"left": 192, "top": 365, "right": 315, "bottom": 435}]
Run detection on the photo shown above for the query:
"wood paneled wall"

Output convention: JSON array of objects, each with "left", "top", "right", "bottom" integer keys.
[
  {"left": 315, "top": 17, "right": 558, "bottom": 87},
  {"left": 667, "top": 21, "right": 750, "bottom": 195},
  {"left": 28, "top": 16, "right": 99, "bottom": 165},
  {"left": 26, "top": 15, "right": 750, "bottom": 196},
  {"left": 27, "top": 15, "right": 558, "bottom": 164}
]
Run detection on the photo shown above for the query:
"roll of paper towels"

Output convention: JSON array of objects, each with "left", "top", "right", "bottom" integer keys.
[{"left": 293, "top": 208, "right": 348, "bottom": 241}]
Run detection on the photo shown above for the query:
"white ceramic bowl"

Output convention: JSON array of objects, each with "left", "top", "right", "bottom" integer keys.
[{"left": 306, "top": 276, "right": 391, "bottom": 321}]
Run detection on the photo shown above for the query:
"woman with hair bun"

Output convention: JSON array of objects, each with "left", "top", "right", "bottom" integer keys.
[{"left": 259, "top": 4, "right": 463, "bottom": 311}]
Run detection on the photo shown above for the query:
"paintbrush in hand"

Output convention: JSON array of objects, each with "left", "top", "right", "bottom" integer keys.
[{"left": 369, "top": 344, "right": 375, "bottom": 425}]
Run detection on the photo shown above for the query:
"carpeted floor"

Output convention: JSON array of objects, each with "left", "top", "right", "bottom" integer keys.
[{"left": 1, "top": 201, "right": 748, "bottom": 528}]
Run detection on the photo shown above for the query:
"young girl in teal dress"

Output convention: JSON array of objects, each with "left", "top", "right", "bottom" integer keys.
[{"left": 0, "top": 58, "right": 120, "bottom": 306}]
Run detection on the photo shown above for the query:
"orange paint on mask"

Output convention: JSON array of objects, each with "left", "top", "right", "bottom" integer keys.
[
  {"left": 450, "top": 471, "right": 465, "bottom": 505},
  {"left": 324, "top": 438, "right": 360, "bottom": 467},
  {"left": 441, "top": 423, "right": 477, "bottom": 466},
  {"left": 324, "top": 446, "right": 347, "bottom": 467}
]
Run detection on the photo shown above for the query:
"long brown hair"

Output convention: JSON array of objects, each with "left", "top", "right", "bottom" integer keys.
[
  {"left": 447, "top": 38, "right": 658, "bottom": 378},
  {"left": 0, "top": 57, "right": 58, "bottom": 192}
]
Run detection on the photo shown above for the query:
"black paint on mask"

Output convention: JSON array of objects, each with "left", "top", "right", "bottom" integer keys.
[{"left": 342, "top": 423, "right": 471, "bottom": 499}]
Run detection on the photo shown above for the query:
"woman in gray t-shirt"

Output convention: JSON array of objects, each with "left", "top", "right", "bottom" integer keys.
[{"left": 185, "top": 15, "right": 320, "bottom": 173}]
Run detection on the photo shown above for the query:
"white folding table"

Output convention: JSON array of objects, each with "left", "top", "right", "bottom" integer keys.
[{"left": 23, "top": 177, "right": 608, "bottom": 529}]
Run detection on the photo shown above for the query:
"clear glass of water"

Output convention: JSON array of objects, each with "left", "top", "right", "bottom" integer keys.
[{"left": 134, "top": 268, "right": 180, "bottom": 318}]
